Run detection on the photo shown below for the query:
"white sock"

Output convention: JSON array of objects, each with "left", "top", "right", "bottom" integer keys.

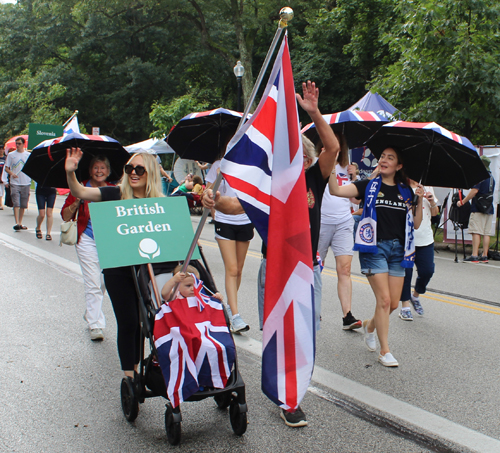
[{"left": 232, "top": 313, "right": 239, "bottom": 320}]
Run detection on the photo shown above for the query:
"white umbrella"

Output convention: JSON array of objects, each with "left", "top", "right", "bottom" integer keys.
[{"left": 125, "top": 138, "right": 174, "bottom": 154}]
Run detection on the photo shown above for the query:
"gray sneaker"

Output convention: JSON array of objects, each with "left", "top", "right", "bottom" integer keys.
[
  {"left": 399, "top": 309, "right": 413, "bottom": 321},
  {"left": 231, "top": 315, "right": 249, "bottom": 333},
  {"left": 410, "top": 294, "right": 424, "bottom": 316},
  {"left": 90, "top": 328, "right": 104, "bottom": 341}
]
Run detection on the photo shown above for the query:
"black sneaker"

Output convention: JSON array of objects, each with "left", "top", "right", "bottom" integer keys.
[
  {"left": 464, "top": 255, "right": 479, "bottom": 263},
  {"left": 480, "top": 255, "right": 489, "bottom": 263},
  {"left": 280, "top": 406, "right": 308, "bottom": 427},
  {"left": 342, "top": 311, "right": 362, "bottom": 330}
]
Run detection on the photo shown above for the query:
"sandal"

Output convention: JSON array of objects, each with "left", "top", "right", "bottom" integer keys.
[
  {"left": 36, "top": 229, "right": 43, "bottom": 239},
  {"left": 46, "top": 234, "right": 52, "bottom": 241}
]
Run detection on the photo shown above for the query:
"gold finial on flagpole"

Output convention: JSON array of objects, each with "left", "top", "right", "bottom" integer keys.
[{"left": 279, "top": 7, "right": 294, "bottom": 28}]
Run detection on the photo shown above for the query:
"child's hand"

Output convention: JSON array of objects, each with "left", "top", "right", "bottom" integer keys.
[
  {"left": 173, "top": 272, "right": 186, "bottom": 282},
  {"left": 213, "top": 292, "right": 223, "bottom": 301}
]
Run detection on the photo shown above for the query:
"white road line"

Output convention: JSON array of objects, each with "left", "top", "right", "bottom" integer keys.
[
  {"left": 233, "top": 334, "right": 500, "bottom": 453},
  {"left": 4, "top": 232, "right": 500, "bottom": 452}
]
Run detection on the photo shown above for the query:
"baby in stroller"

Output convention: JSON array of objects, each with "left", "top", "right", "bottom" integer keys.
[{"left": 161, "top": 264, "right": 223, "bottom": 302}]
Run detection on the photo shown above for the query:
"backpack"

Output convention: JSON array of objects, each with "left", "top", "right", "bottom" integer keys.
[
  {"left": 449, "top": 190, "right": 471, "bottom": 228},
  {"left": 475, "top": 176, "right": 494, "bottom": 214}
]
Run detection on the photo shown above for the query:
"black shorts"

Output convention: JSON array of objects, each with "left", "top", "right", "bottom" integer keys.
[
  {"left": 36, "top": 187, "right": 57, "bottom": 209},
  {"left": 214, "top": 221, "right": 254, "bottom": 242}
]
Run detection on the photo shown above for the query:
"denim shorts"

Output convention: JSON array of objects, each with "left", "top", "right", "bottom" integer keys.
[{"left": 359, "top": 239, "right": 405, "bottom": 277}]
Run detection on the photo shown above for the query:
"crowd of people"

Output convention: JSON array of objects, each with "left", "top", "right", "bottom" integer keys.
[{"left": 1, "top": 80, "right": 496, "bottom": 430}]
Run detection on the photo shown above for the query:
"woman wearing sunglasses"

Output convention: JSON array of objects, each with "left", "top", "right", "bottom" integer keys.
[{"left": 65, "top": 148, "right": 164, "bottom": 378}]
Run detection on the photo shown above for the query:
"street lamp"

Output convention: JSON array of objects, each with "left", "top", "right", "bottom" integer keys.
[{"left": 233, "top": 60, "right": 245, "bottom": 112}]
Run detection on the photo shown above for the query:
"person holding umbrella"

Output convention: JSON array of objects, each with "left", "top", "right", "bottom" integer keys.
[
  {"left": 329, "top": 147, "right": 424, "bottom": 367},
  {"left": 65, "top": 148, "right": 164, "bottom": 377}
]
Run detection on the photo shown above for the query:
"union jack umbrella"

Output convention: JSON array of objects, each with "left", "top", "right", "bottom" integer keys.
[
  {"left": 167, "top": 108, "right": 250, "bottom": 164},
  {"left": 301, "top": 110, "right": 388, "bottom": 149},
  {"left": 365, "top": 121, "right": 489, "bottom": 189},
  {"left": 23, "top": 132, "right": 130, "bottom": 188}
]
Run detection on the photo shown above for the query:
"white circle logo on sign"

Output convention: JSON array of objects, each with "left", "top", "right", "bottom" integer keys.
[{"left": 138, "top": 238, "right": 161, "bottom": 259}]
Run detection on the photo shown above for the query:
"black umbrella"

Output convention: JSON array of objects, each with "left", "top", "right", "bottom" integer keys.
[
  {"left": 365, "top": 121, "right": 489, "bottom": 189},
  {"left": 301, "top": 110, "right": 388, "bottom": 149},
  {"left": 23, "top": 132, "right": 130, "bottom": 188},
  {"left": 166, "top": 108, "right": 247, "bottom": 163}
]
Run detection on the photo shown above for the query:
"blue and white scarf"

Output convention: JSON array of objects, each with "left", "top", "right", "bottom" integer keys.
[{"left": 354, "top": 176, "right": 415, "bottom": 268}]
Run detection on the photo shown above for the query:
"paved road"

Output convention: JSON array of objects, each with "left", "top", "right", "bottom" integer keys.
[{"left": 1, "top": 193, "right": 499, "bottom": 452}]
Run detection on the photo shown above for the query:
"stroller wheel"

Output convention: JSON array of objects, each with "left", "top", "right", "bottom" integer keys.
[
  {"left": 121, "top": 377, "right": 139, "bottom": 422},
  {"left": 229, "top": 397, "right": 247, "bottom": 436},
  {"left": 214, "top": 392, "right": 232, "bottom": 410},
  {"left": 165, "top": 402, "right": 182, "bottom": 445}
]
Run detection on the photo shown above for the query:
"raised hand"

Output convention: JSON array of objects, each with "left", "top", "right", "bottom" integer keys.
[
  {"left": 65, "top": 147, "right": 83, "bottom": 172},
  {"left": 296, "top": 81, "right": 319, "bottom": 116}
]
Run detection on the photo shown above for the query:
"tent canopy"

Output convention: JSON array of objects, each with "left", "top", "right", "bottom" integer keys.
[{"left": 350, "top": 92, "right": 401, "bottom": 120}]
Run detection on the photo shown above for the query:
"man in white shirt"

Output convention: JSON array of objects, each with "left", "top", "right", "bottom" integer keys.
[{"left": 5, "top": 137, "right": 31, "bottom": 230}]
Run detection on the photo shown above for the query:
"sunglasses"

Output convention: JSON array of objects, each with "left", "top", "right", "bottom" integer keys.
[
  {"left": 124, "top": 164, "right": 147, "bottom": 176},
  {"left": 16, "top": 142, "right": 23, "bottom": 146}
]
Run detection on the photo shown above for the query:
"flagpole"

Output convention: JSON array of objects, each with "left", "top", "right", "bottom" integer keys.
[
  {"left": 62, "top": 110, "right": 79, "bottom": 127},
  {"left": 175, "top": 7, "right": 294, "bottom": 281}
]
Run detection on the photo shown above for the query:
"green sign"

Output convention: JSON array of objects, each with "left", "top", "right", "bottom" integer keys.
[
  {"left": 88, "top": 196, "right": 200, "bottom": 269},
  {"left": 28, "top": 123, "right": 64, "bottom": 149}
]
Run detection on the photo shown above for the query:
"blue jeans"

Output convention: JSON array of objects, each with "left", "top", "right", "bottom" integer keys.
[
  {"left": 359, "top": 239, "right": 405, "bottom": 277},
  {"left": 258, "top": 259, "right": 321, "bottom": 331},
  {"left": 401, "top": 243, "right": 435, "bottom": 301}
]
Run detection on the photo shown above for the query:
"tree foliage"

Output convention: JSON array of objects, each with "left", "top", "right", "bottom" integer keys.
[{"left": 1, "top": 0, "right": 500, "bottom": 146}]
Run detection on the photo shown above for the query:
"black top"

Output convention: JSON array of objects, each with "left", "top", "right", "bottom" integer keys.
[
  {"left": 100, "top": 185, "right": 121, "bottom": 201},
  {"left": 98, "top": 185, "right": 131, "bottom": 276},
  {"left": 353, "top": 179, "right": 407, "bottom": 243},
  {"left": 306, "top": 162, "right": 328, "bottom": 263}
]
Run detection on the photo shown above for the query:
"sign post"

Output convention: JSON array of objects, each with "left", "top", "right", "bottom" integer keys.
[
  {"left": 28, "top": 123, "right": 64, "bottom": 149},
  {"left": 89, "top": 197, "right": 200, "bottom": 269}
]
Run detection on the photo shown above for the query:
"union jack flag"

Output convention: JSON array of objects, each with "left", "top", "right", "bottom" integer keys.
[
  {"left": 221, "top": 33, "right": 314, "bottom": 411},
  {"left": 191, "top": 273, "right": 211, "bottom": 312},
  {"left": 154, "top": 297, "right": 236, "bottom": 408},
  {"left": 63, "top": 116, "right": 81, "bottom": 135}
]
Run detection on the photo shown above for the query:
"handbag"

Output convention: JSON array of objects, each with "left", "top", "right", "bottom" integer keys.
[{"left": 60, "top": 206, "right": 79, "bottom": 246}]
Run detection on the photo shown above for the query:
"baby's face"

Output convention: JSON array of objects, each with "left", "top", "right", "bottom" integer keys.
[{"left": 179, "top": 276, "right": 195, "bottom": 298}]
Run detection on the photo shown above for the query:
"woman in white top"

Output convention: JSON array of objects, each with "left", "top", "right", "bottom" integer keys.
[
  {"left": 206, "top": 160, "right": 254, "bottom": 333},
  {"left": 318, "top": 134, "right": 362, "bottom": 330},
  {"left": 399, "top": 182, "right": 439, "bottom": 320}
]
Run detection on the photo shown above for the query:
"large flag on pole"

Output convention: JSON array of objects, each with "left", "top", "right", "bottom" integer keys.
[{"left": 221, "top": 33, "right": 314, "bottom": 411}]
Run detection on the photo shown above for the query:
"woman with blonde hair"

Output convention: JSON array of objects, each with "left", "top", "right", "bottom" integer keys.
[{"left": 65, "top": 148, "right": 164, "bottom": 377}]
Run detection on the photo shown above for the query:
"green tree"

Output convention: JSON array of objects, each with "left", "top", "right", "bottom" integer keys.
[{"left": 371, "top": 0, "right": 500, "bottom": 143}]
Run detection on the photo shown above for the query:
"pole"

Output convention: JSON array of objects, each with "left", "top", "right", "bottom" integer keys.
[
  {"left": 62, "top": 110, "right": 79, "bottom": 127},
  {"left": 174, "top": 8, "right": 294, "bottom": 286},
  {"left": 236, "top": 76, "right": 243, "bottom": 112}
]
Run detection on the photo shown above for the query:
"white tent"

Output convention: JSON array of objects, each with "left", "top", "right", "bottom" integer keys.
[{"left": 125, "top": 138, "right": 174, "bottom": 154}]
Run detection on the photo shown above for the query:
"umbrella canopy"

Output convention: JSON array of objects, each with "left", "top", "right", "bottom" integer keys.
[
  {"left": 167, "top": 108, "right": 248, "bottom": 163},
  {"left": 365, "top": 121, "right": 489, "bottom": 189},
  {"left": 5, "top": 135, "right": 29, "bottom": 151},
  {"left": 125, "top": 137, "right": 174, "bottom": 154},
  {"left": 23, "top": 132, "right": 130, "bottom": 188},
  {"left": 301, "top": 110, "right": 388, "bottom": 149}
]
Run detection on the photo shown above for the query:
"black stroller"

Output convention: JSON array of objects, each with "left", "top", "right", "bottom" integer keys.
[{"left": 120, "top": 249, "right": 247, "bottom": 445}]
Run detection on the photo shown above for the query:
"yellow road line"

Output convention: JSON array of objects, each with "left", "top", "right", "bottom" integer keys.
[{"left": 199, "top": 238, "right": 499, "bottom": 316}]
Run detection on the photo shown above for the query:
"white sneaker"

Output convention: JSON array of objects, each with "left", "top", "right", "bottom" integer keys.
[
  {"left": 378, "top": 352, "right": 399, "bottom": 367},
  {"left": 231, "top": 315, "right": 249, "bottom": 333},
  {"left": 90, "top": 328, "right": 104, "bottom": 341},
  {"left": 362, "top": 320, "right": 376, "bottom": 352}
]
